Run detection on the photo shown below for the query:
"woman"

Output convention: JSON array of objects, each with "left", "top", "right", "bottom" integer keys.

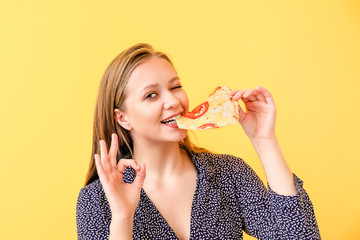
[{"left": 76, "top": 43, "right": 320, "bottom": 239}]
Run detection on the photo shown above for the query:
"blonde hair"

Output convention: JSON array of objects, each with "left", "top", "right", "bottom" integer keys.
[{"left": 84, "top": 43, "right": 205, "bottom": 186}]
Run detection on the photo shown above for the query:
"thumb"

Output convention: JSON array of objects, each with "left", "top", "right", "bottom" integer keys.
[{"left": 238, "top": 105, "right": 246, "bottom": 123}]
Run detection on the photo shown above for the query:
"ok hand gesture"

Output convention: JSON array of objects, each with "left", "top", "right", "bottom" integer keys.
[{"left": 95, "top": 133, "right": 146, "bottom": 221}]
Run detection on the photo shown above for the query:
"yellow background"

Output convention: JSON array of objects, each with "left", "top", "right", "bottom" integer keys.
[{"left": 1, "top": 0, "right": 359, "bottom": 239}]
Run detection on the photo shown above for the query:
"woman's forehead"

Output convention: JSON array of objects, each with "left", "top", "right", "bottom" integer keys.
[{"left": 126, "top": 57, "right": 178, "bottom": 91}]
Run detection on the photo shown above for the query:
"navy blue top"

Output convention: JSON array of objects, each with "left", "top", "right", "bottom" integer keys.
[{"left": 76, "top": 152, "right": 320, "bottom": 239}]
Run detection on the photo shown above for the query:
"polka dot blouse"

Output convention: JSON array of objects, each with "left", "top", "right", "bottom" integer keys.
[{"left": 76, "top": 152, "right": 320, "bottom": 239}]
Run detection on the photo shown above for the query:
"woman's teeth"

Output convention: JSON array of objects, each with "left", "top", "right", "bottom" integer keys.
[
  {"left": 163, "top": 120, "right": 176, "bottom": 124},
  {"left": 161, "top": 114, "right": 181, "bottom": 124}
]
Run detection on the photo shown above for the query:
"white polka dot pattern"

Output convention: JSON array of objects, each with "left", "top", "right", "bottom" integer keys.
[{"left": 76, "top": 152, "right": 320, "bottom": 239}]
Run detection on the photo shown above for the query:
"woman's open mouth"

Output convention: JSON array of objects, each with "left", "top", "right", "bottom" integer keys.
[{"left": 161, "top": 114, "right": 181, "bottom": 125}]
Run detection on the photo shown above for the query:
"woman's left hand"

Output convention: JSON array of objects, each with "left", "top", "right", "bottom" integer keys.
[{"left": 230, "top": 86, "right": 277, "bottom": 140}]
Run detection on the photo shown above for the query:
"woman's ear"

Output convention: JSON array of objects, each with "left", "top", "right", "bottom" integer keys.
[{"left": 114, "top": 109, "right": 132, "bottom": 131}]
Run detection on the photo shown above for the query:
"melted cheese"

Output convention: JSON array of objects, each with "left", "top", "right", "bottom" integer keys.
[{"left": 176, "top": 86, "right": 240, "bottom": 130}]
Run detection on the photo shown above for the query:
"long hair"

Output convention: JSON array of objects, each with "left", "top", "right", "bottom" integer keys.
[{"left": 84, "top": 43, "right": 205, "bottom": 186}]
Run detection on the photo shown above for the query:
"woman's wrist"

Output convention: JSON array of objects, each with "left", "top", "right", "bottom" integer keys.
[
  {"left": 109, "top": 217, "right": 134, "bottom": 240},
  {"left": 249, "top": 132, "right": 277, "bottom": 145}
]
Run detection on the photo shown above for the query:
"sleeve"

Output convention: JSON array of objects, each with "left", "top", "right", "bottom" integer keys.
[
  {"left": 233, "top": 158, "right": 321, "bottom": 239},
  {"left": 76, "top": 185, "right": 111, "bottom": 240}
]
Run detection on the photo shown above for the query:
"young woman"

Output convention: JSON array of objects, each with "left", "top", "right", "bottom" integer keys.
[{"left": 76, "top": 43, "right": 320, "bottom": 239}]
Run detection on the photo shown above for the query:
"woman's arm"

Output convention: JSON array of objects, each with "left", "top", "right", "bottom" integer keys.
[
  {"left": 250, "top": 136, "right": 297, "bottom": 196},
  {"left": 230, "top": 86, "right": 297, "bottom": 196},
  {"left": 76, "top": 184, "right": 111, "bottom": 240},
  {"left": 95, "top": 134, "right": 146, "bottom": 240},
  {"left": 229, "top": 87, "right": 320, "bottom": 239},
  {"left": 231, "top": 155, "right": 320, "bottom": 239}
]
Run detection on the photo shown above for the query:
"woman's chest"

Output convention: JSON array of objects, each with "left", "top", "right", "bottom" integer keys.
[
  {"left": 133, "top": 176, "right": 243, "bottom": 239},
  {"left": 141, "top": 172, "right": 197, "bottom": 239}
]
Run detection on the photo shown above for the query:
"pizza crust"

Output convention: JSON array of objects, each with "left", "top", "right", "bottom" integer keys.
[{"left": 176, "top": 86, "right": 240, "bottom": 130}]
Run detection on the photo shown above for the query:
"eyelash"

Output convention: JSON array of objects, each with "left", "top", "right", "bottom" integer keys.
[
  {"left": 171, "top": 85, "right": 182, "bottom": 90},
  {"left": 145, "top": 93, "right": 157, "bottom": 99},
  {"left": 144, "top": 85, "right": 182, "bottom": 100}
]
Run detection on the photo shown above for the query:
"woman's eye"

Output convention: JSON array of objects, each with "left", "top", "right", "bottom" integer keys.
[
  {"left": 171, "top": 85, "right": 182, "bottom": 90},
  {"left": 145, "top": 93, "right": 157, "bottom": 99}
]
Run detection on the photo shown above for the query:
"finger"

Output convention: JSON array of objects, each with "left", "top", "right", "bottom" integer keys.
[
  {"left": 117, "top": 159, "right": 141, "bottom": 173},
  {"left": 231, "top": 90, "right": 246, "bottom": 101},
  {"left": 109, "top": 133, "right": 118, "bottom": 169},
  {"left": 95, "top": 154, "right": 107, "bottom": 181},
  {"left": 99, "top": 140, "right": 111, "bottom": 173},
  {"left": 133, "top": 163, "right": 146, "bottom": 190},
  {"left": 243, "top": 89, "right": 259, "bottom": 99},
  {"left": 256, "top": 86, "right": 275, "bottom": 105},
  {"left": 244, "top": 89, "right": 269, "bottom": 102},
  {"left": 256, "top": 86, "right": 269, "bottom": 94},
  {"left": 99, "top": 139, "right": 109, "bottom": 157},
  {"left": 229, "top": 90, "right": 237, "bottom": 96},
  {"left": 256, "top": 93, "right": 267, "bottom": 103},
  {"left": 245, "top": 95, "right": 258, "bottom": 102},
  {"left": 232, "top": 88, "right": 265, "bottom": 103},
  {"left": 241, "top": 98, "right": 250, "bottom": 103},
  {"left": 241, "top": 93, "right": 256, "bottom": 103}
]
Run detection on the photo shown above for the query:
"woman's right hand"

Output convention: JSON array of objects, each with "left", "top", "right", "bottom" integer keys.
[{"left": 95, "top": 133, "right": 146, "bottom": 221}]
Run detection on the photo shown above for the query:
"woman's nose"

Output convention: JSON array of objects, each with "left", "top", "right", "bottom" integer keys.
[{"left": 163, "top": 92, "right": 180, "bottom": 109}]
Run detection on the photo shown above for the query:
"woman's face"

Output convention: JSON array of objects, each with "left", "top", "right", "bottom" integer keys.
[{"left": 119, "top": 57, "right": 189, "bottom": 145}]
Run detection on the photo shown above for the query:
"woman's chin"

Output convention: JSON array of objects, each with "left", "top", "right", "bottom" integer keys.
[{"left": 170, "top": 129, "right": 188, "bottom": 142}]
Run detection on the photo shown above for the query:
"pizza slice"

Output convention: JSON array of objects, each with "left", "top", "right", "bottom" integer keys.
[{"left": 176, "top": 86, "right": 240, "bottom": 130}]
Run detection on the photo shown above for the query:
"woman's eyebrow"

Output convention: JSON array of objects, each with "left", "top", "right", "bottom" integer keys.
[
  {"left": 169, "top": 76, "right": 180, "bottom": 83},
  {"left": 139, "top": 77, "right": 180, "bottom": 94},
  {"left": 140, "top": 83, "right": 159, "bottom": 93}
]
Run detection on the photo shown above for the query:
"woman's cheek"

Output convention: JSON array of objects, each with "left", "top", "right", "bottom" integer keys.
[{"left": 180, "top": 91, "right": 189, "bottom": 112}]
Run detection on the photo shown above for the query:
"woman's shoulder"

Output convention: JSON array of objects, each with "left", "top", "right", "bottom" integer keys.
[
  {"left": 78, "top": 179, "right": 106, "bottom": 202},
  {"left": 77, "top": 179, "right": 110, "bottom": 216}
]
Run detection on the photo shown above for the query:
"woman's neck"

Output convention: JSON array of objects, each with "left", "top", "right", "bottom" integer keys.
[{"left": 132, "top": 141, "right": 192, "bottom": 184}]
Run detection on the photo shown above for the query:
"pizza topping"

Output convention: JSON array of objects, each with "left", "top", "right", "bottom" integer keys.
[
  {"left": 176, "top": 86, "right": 240, "bottom": 130},
  {"left": 182, "top": 101, "right": 209, "bottom": 119},
  {"left": 198, "top": 123, "right": 219, "bottom": 130},
  {"left": 209, "top": 86, "right": 222, "bottom": 97}
]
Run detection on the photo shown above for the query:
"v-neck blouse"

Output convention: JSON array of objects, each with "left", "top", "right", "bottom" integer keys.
[{"left": 76, "top": 152, "right": 320, "bottom": 239}]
